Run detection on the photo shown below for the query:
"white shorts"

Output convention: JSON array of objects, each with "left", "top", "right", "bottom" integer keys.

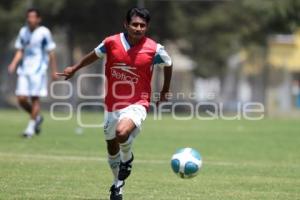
[
  {"left": 15, "top": 73, "right": 47, "bottom": 97},
  {"left": 103, "top": 104, "right": 147, "bottom": 140}
]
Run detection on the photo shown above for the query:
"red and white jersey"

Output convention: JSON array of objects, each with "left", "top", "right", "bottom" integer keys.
[{"left": 94, "top": 32, "right": 172, "bottom": 112}]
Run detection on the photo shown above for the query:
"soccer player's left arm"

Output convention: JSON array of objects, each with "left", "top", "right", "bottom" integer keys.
[
  {"left": 44, "top": 29, "right": 58, "bottom": 80},
  {"left": 154, "top": 44, "right": 173, "bottom": 103},
  {"left": 160, "top": 64, "right": 173, "bottom": 102}
]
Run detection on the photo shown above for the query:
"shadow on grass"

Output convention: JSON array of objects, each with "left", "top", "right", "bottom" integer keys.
[{"left": 74, "top": 198, "right": 107, "bottom": 200}]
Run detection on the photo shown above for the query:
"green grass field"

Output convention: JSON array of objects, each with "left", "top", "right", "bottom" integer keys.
[{"left": 0, "top": 110, "right": 299, "bottom": 200}]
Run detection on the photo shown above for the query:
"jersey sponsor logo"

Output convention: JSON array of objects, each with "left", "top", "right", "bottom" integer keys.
[{"left": 111, "top": 63, "right": 139, "bottom": 84}]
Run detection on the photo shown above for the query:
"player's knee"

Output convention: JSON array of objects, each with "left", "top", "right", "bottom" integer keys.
[
  {"left": 116, "top": 126, "right": 130, "bottom": 142},
  {"left": 31, "top": 96, "right": 39, "bottom": 102},
  {"left": 17, "top": 96, "right": 28, "bottom": 105}
]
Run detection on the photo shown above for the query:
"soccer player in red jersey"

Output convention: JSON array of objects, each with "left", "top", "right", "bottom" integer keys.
[{"left": 57, "top": 7, "right": 172, "bottom": 200}]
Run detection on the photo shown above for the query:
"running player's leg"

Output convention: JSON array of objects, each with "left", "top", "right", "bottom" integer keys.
[
  {"left": 30, "top": 74, "right": 47, "bottom": 134},
  {"left": 15, "top": 75, "right": 35, "bottom": 137},
  {"left": 17, "top": 95, "right": 32, "bottom": 114},
  {"left": 31, "top": 96, "right": 43, "bottom": 134},
  {"left": 107, "top": 139, "right": 123, "bottom": 200},
  {"left": 116, "top": 104, "right": 147, "bottom": 182},
  {"left": 21, "top": 96, "right": 41, "bottom": 137},
  {"left": 106, "top": 105, "right": 146, "bottom": 200},
  {"left": 116, "top": 118, "right": 136, "bottom": 143},
  {"left": 115, "top": 118, "right": 136, "bottom": 183},
  {"left": 107, "top": 120, "right": 135, "bottom": 200},
  {"left": 116, "top": 118, "right": 135, "bottom": 162},
  {"left": 19, "top": 96, "right": 35, "bottom": 137},
  {"left": 104, "top": 113, "right": 123, "bottom": 200},
  {"left": 106, "top": 138, "right": 120, "bottom": 185},
  {"left": 16, "top": 75, "right": 32, "bottom": 114},
  {"left": 17, "top": 95, "right": 35, "bottom": 137},
  {"left": 31, "top": 96, "right": 40, "bottom": 120}
]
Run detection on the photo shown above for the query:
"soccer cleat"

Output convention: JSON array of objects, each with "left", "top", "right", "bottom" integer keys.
[
  {"left": 22, "top": 127, "right": 34, "bottom": 139},
  {"left": 109, "top": 183, "right": 124, "bottom": 200},
  {"left": 34, "top": 115, "right": 44, "bottom": 135},
  {"left": 118, "top": 153, "right": 134, "bottom": 181},
  {"left": 22, "top": 133, "right": 33, "bottom": 139}
]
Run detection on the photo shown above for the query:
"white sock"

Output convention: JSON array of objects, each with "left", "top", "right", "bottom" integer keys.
[
  {"left": 120, "top": 135, "right": 134, "bottom": 163},
  {"left": 108, "top": 152, "right": 120, "bottom": 186},
  {"left": 24, "top": 119, "right": 35, "bottom": 135},
  {"left": 35, "top": 115, "right": 41, "bottom": 122},
  {"left": 116, "top": 180, "right": 124, "bottom": 189}
]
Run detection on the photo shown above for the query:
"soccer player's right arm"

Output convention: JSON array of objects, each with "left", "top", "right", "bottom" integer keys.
[
  {"left": 57, "top": 51, "right": 99, "bottom": 80},
  {"left": 57, "top": 40, "right": 106, "bottom": 80},
  {"left": 72, "top": 50, "right": 100, "bottom": 71},
  {"left": 8, "top": 29, "right": 24, "bottom": 74},
  {"left": 8, "top": 50, "right": 23, "bottom": 74}
]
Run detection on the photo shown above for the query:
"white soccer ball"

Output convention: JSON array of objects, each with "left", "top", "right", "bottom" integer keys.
[{"left": 171, "top": 147, "right": 202, "bottom": 179}]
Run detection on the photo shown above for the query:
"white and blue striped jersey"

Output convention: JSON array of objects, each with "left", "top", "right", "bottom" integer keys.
[
  {"left": 15, "top": 26, "right": 56, "bottom": 75},
  {"left": 94, "top": 32, "right": 172, "bottom": 67}
]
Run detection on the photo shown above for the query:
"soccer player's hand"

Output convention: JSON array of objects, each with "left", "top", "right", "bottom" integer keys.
[
  {"left": 8, "top": 63, "right": 17, "bottom": 74},
  {"left": 51, "top": 71, "right": 59, "bottom": 81},
  {"left": 56, "top": 66, "right": 76, "bottom": 80}
]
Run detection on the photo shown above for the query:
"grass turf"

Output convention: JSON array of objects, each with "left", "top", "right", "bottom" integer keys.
[{"left": 0, "top": 110, "right": 299, "bottom": 199}]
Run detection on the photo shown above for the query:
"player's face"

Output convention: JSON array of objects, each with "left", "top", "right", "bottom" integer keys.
[
  {"left": 26, "top": 12, "right": 41, "bottom": 29},
  {"left": 125, "top": 15, "right": 148, "bottom": 41}
]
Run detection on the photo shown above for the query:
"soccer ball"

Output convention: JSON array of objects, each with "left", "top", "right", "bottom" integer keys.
[{"left": 171, "top": 148, "right": 202, "bottom": 179}]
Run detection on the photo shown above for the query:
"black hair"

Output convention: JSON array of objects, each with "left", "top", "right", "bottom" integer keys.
[
  {"left": 126, "top": 7, "right": 150, "bottom": 24},
  {"left": 26, "top": 8, "right": 41, "bottom": 17}
]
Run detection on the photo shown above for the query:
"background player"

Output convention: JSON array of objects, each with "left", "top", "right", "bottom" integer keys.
[
  {"left": 8, "top": 8, "right": 57, "bottom": 138},
  {"left": 57, "top": 7, "right": 172, "bottom": 200}
]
